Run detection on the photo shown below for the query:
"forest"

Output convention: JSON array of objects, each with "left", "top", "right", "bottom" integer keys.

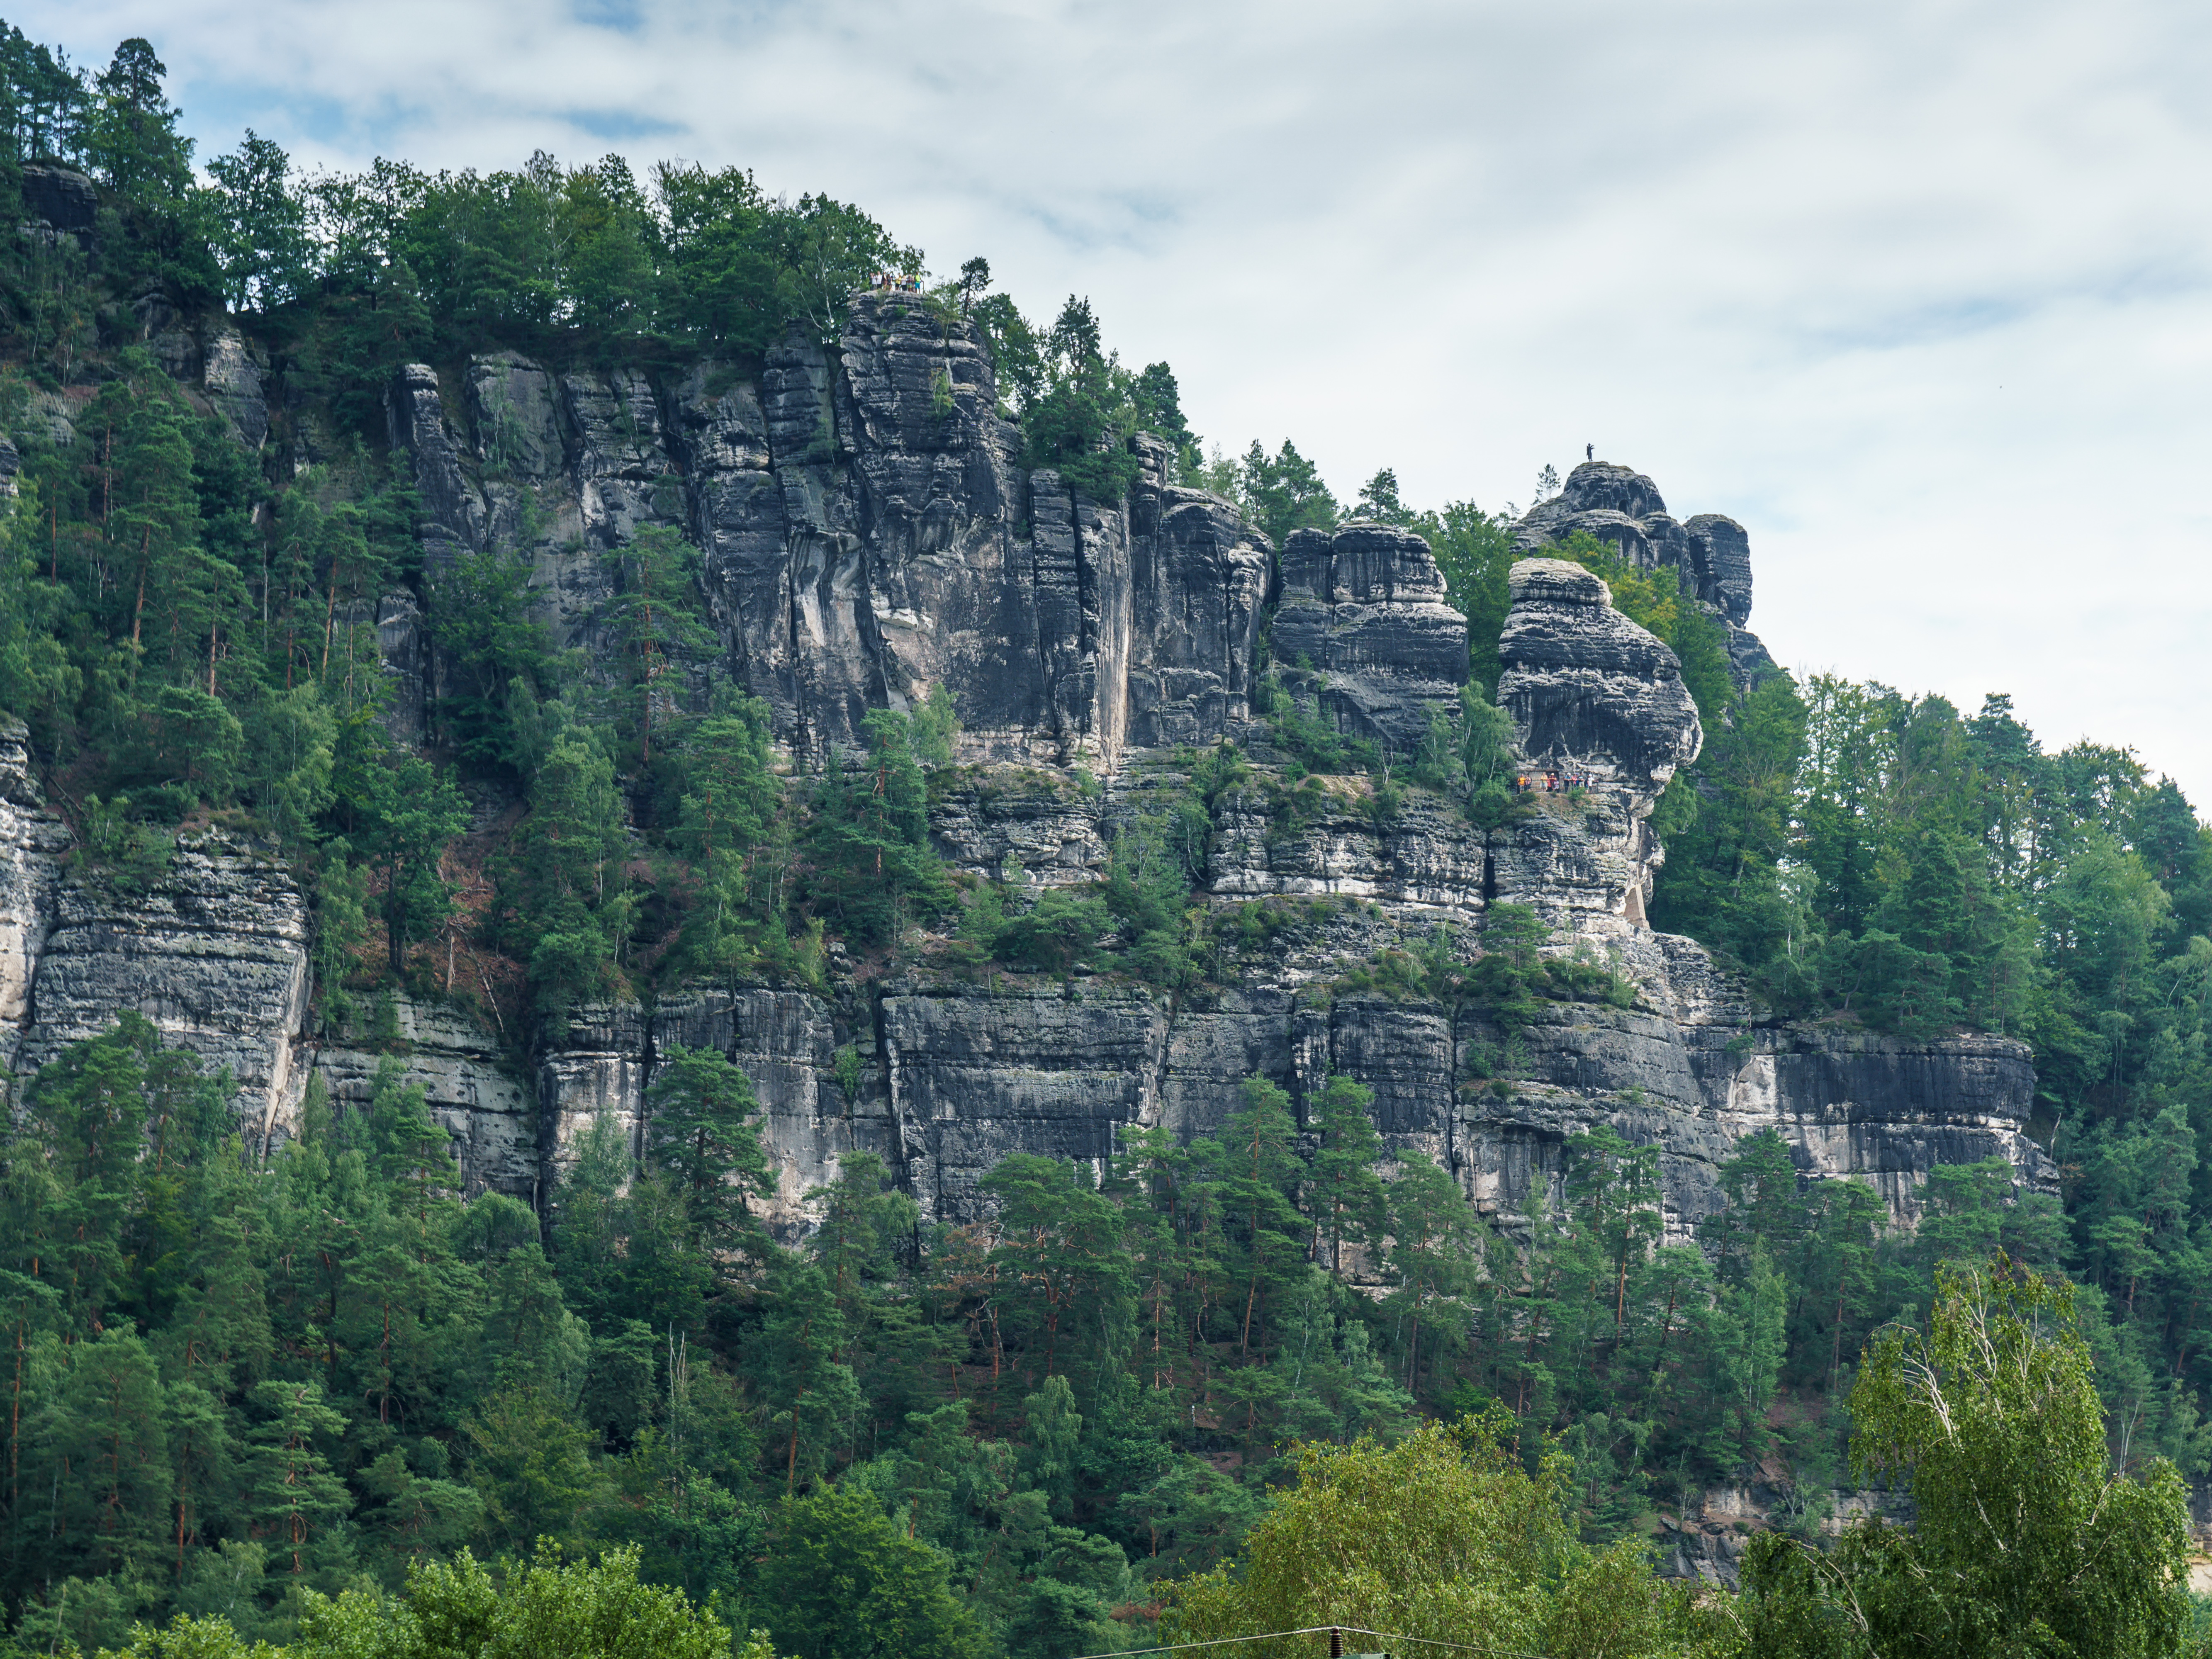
[{"left": 0, "top": 19, "right": 2209, "bottom": 1659}]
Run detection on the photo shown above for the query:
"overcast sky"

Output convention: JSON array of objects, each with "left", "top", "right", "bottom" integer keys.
[{"left": 29, "top": 0, "right": 2212, "bottom": 806}]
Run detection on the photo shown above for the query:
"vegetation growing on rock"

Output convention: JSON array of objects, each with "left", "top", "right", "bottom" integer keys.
[{"left": 0, "top": 21, "right": 2207, "bottom": 1659}]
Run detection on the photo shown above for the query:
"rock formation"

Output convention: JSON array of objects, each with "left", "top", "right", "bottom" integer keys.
[
  {"left": 1513, "top": 460, "right": 1774, "bottom": 685},
  {"left": 0, "top": 294, "right": 2054, "bottom": 1247}
]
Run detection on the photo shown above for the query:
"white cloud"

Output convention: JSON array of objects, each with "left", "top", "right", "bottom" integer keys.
[{"left": 31, "top": 0, "right": 2212, "bottom": 797}]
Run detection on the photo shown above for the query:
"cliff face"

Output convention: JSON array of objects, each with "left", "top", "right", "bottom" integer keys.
[
  {"left": 385, "top": 297, "right": 1273, "bottom": 766},
  {"left": 0, "top": 297, "right": 2054, "bottom": 1238}
]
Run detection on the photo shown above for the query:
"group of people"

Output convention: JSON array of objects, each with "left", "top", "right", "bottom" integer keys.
[
  {"left": 869, "top": 271, "right": 924, "bottom": 292},
  {"left": 1517, "top": 767, "right": 1589, "bottom": 795}
]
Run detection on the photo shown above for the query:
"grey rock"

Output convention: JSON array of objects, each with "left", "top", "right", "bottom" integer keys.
[
  {"left": 387, "top": 297, "right": 1278, "bottom": 768},
  {"left": 467, "top": 352, "right": 565, "bottom": 480},
  {"left": 19, "top": 302, "right": 2059, "bottom": 1255},
  {"left": 200, "top": 326, "right": 268, "bottom": 449},
  {"left": 1514, "top": 461, "right": 1769, "bottom": 688},
  {"left": 315, "top": 993, "right": 535, "bottom": 1199},
  {"left": 1272, "top": 522, "right": 1470, "bottom": 754},
  {"left": 1499, "top": 559, "right": 1700, "bottom": 781},
  {"left": 1685, "top": 512, "right": 1754, "bottom": 627},
  {"left": 563, "top": 369, "right": 678, "bottom": 550},
  {"left": 1124, "top": 458, "right": 1273, "bottom": 747},
  {"left": 537, "top": 999, "right": 652, "bottom": 1182},
  {"left": 1451, "top": 1001, "right": 2049, "bottom": 1238},
  {"left": 19, "top": 164, "right": 96, "bottom": 237},
  {"left": 928, "top": 770, "right": 1110, "bottom": 887},
  {"left": 386, "top": 363, "right": 487, "bottom": 569},
  {"left": 1498, "top": 559, "right": 1699, "bottom": 928},
  {"left": 0, "top": 722, "right": 68, "bottom": 1077},
  {"left": 13, "top": 827, "right": 311, "bottom": 1148},
  {"left": 24, "top": 390, "right": 76, "bottom": 449},
  {"left": 649, "top": 987, "right": 862, "bottom": 1239},
  {"left": 151, "top": 328, "right": 199, "bottom": 384},
  {"left": 881, "top": 977, "right": 1170, "bottom": 1218}
]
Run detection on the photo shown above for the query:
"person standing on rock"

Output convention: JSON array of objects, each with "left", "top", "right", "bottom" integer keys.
[{"left": 1586, "top": 443, "right": 1594, "bottom": 460}]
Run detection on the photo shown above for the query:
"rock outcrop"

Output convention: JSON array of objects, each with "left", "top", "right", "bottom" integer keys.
[
  {"left": 18, "top": 163, "right": 97, "bottom": 241},
  {"left": 1273, "top": 523, "right": 1470, "bottom": 753},
  {"left": 1495, "top": 557, "right": 1701, "bottom": 932},
  {"left": 0, "top": 739, "right": 312, "bottom": 1149},
  {"left": 1512, "top": 460, "right": 1772, "bottom": 684},
  {"left": 1, "top": 287, "right": 2057, "bottom": 1250},
  {"left": 383, "top": 295, "right": 1274, "bottom": 766}
]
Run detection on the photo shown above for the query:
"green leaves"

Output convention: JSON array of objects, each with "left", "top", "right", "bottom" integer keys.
[
  {"left": 288, "top": 1541, "right": 732, "bottom": 1659},
  {"left": 801, "top": 707, "right": 954, "bottom": 948},
  {"left": 205, "top": 131, "right": 311, "bottom": 310},
  {"left": 1744, "top": 1257, "right": 2194, "bottom": 1659},
  {"left": 1238, "top": 439, "right": 1341, "bottom": 548},
  {"left": 362, "top": 750, "right": 469, "bottom": 977},
  {"left": 645, "top": 1044, "right": 774, "bottom": 1254},
  {"left": 1020, "top": 297, "right": 1143, "bottom": 500},
  {"left": 1165, "top": 1415, "right": 1697, "bottom": 1659},
  {"left": 244, "top": 1379, "right": 350, "bottom": 1576},
  {"left": 757, "top": 1481, "right": 981, "bottom": 1659}
]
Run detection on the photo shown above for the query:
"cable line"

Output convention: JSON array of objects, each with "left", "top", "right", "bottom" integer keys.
[{"left": 1065, "top": 1625, "right": 1545, "bottom": 1659}]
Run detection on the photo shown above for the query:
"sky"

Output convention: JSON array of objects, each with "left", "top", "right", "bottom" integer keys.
[{"left": 27, "top": 0, "right": 2212, "bottom": 805}]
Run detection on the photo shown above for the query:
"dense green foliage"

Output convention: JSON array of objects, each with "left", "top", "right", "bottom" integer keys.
[
  {"left": 1735, "top": 1258, "right": 2193, "bottom": 1659},
  {"left": 1400, "top": 496, "right": 2212, "bottom": 1497},
  {"left": 1644, "top": 675, "right": 2212, "bottom": 1469},
  {"left": 1167, "top": 1413, "right": 1706, "bottom": 1659},
  {"left": 0, "top": 1008, "right": 2135, "bottom": 1656},
  {"left": 1, "top": 22, "right": 2208, "bottom": 1659}
]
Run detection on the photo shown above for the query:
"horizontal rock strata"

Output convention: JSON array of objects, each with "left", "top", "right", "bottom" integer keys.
[{"left": 1, "top": 293, "right": 2053, "bottom": 1245}]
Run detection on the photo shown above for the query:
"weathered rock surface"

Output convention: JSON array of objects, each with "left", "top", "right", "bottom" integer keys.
[
  {"left": 1498, "top": 558, "right": 1701, "bottom": 931},
  {"left": 6, "top": 280, "right": 2055, "bottom": 1256},
  {"left": 18, "top": 163, "right": 96, "bottom": 239},
  {"left": 1513, "top": 460, "right": 1772, "bottom": 684},
  {"left": 200, "top": 326, "right": 268, "bottom": 449},
  {"left": 317, "top": 993, "right": 536, "bottom": 1199},
  {"left": 1272, "top": 523, "right": 1470, "bottom": 753},
  {"left": 0, "top": 723, "right": 66, "bottom": 1076},
  {"left": 6, "top": 814, "right": 311, "bottom": 1151},
  {"left": 383, "top": 295, "right": 1274, "bottom": 766}
]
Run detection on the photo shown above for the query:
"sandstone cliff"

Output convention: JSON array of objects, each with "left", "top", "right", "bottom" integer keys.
[
  {"left": 1513, "top": 460, "right": 1775, "bottom": 685},
  {"left": 0, "top": 294, "right": 2053, "bottom": 1243}
]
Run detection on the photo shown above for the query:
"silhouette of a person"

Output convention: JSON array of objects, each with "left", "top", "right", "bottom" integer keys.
[{"left": 1586, "top": 443, "right": 1594, "bottom": 460}]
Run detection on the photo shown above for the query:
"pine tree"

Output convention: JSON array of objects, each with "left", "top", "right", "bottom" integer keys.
[
  {"left": 1218, "top": 1077, "right": 1306, "bottom": 1362},
  {"left": 243, "top": 1379, "right": 350, "bottom": 1576},
  {"left": 1305, "top": 1073, "right": 1386, "bottom": 1277},
  {"left": 644, "top": 1045, "right": 774, "bottom": 1255}
]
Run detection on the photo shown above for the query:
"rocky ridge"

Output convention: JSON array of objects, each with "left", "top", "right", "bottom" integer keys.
[{"left": 0, "top": 294, "right": 2054, "bottom": 1245}]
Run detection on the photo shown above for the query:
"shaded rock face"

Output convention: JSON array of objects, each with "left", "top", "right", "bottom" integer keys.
[
  {"left": 200, "top": 326, "right": 268, "bottom": 450},
  {"left": 19, "top": 164, "right": 95, "bottom": 238},
  {"left": 0, "top": 756, "right": 313, "bottom": 1153},
  {"left": 0, "top": 729, "right": 533, "bottom": 1196},
  {"left": 317, "top": 994, "right": 535, "bottom": 1198},
  {"left": 1496, "top": 559, "right": 1699, "bottom": 931},
  {"left": 0, "top": 724, "right": 67, "bottom": 1073},
  {"left": 1273, "top": 523, "right": 1470, "bottom": 753},
  {"left": 1512, "top": 460, "right": 1770, "bottom": 684},
  {"left": 1500, "top": 559, "right": 1699, "bottom": 783},
  {"left": 520, "top": 530, "right": 2044, "bottom": 1236}
]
